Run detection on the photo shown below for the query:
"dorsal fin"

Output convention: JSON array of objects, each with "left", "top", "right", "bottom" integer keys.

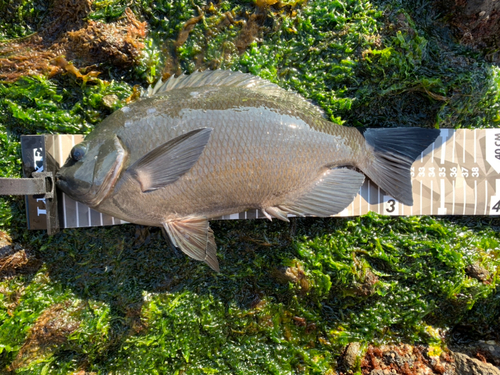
[
  {"left": 147, "top": 70, "right": 280, "bottom": 96},
  {"left": 145, "top": 70, "right": 325, "bottom": 119}
]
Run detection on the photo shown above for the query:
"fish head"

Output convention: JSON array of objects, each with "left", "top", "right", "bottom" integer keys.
[{"left": 56, "top": 135, "right": 126, "bottom": 207}]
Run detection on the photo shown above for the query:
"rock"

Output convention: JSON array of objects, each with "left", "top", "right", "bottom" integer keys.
[
  {"left": 449, "top": 339, "right": 500, "bottom": 368},
  {"left": 453, "top": 352, "right": 500, "bottom": 375},
  {"left": 353, "top": 268, "right": 379, "bottom": 297},
  {"left": 466, "top": 263, "right": 490, "bottom": 282},
  {"left": 101, "top": 94, "right": 119, "bottom": 109},
  {"left": 361, "top": 344, "right": 455, "bottom": 375},
  {"left": 360, "top": 343, "right": 500, "bottom": 375},
  {"left": 383, "top": 349, "right": 412, "bottom": 368},
  {"left": 339, "top": 342, "right": 361, "bottom": 372},
  {"left": 476, "top": 341, "right": 500, "bottom": 367},
  {"left": 460, "top": 0, "right": 500, "bottom": 17}
]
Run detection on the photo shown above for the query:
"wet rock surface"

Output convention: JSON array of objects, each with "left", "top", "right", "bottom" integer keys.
[
  {"left": 359, "top": 343, "right": 500, "bottom": 375},
  {"left": 465, "top": 263, "right": 491, "bottom": 283},
  {"left": 360, "top": 344, "right": 455, "bottom": 375},
  {"left": 339, "top": 342, "right": 362, "bottom": 373},
  {"left": 450, "top": 340, "right": 500, "bottom": 368},
  {"left": 453, "top": 352, "right": 500, "bottom": 375}
]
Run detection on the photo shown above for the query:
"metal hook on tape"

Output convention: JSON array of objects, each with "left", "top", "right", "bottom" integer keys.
[{"left": 0, "top": 172, "right": 55, "bottom": 199}]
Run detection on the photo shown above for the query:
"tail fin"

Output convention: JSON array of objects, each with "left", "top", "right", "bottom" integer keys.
[{"left": 362, "top": 128, "right": 440, "bottom": 206}]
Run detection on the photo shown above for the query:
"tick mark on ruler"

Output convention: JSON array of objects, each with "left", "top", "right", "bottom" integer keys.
[
  {"left": 440, "top": 129, "right": 449, "bottom": 165},
  {"left": 484, "top": 183, "right": 488, "bottom": 215},
  {"left": 474, "top": 129, "right": 477, "bottom": 164},
  {"left": 452, "top": 130, "right": 456, "bottom": 163},
  {"left": 463, "top": 131, "right": 466, "bottom": 163},
  {"left": 438, "top": 179, "right": 446, "bottom": 215}
]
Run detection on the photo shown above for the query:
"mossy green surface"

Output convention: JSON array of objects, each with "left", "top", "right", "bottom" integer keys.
[
  {"left": 0, "top": 0, "right": 48, "bottom": 41},
  {"left": 1, "top": 0, "right": 500, "bottom": 374}
]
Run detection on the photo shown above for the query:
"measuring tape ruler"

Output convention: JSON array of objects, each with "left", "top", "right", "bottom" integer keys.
[
  {"left": 21, "top": 129, "right": 500, "bottom": 230},
  {"left": 335, "top": 129, "right": 499, "bottom": 217}
]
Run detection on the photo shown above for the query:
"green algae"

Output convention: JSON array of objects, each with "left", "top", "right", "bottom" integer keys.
[
  {"left": 2, "top": 216, "right": 498, "bottom": 373},
  {"left": 0, "top": 76, "right": 133, "bottom": 136},
  {"left": 1, "top": 0, "right": 500, "bottom": 374},
  {"left": 297, "top": 214, "right": 500, "bottom": 344},
  {"left": 0, "top": 0, "right": 48, "bottom": 41},
  {"left": 350, "top": 1, "right": 500, "bottom": 129}
]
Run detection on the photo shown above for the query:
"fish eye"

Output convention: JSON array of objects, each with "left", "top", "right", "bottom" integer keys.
[{"left": 71, "top": 144, "right": 87, "bottom": 161}]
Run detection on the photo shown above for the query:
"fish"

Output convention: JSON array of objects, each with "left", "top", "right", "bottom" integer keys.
[{"left": 56, "top": 70, "right": 440, "bottom": 271}]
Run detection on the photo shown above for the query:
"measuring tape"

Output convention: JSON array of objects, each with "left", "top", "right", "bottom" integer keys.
[
  {"left": 335, "top": 129, "right": 500, "bottom": 217},
  {"left": 10, "top": 129, "right": 500, "bottom": 231}
]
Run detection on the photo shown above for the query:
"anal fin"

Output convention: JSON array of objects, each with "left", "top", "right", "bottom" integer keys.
[
  {"left": 279, "top": 168, "right": 365, "bottom": 217},
  {"left": 162, "top": 217, "right": 220, "bottom": 272},
  {"left": 262, "top": 206, "right": 290, "bottom": 222}
]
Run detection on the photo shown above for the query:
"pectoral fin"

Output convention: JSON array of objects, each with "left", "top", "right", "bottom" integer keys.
[
  {"left": 127, "top": 128, "right": 213, "bottom": 192},
  {"left": 162, "top": 217, "right": 220, "bottom": 272},
  {"left": 279, "top": 168, "right": 365, "bottom": 217}
]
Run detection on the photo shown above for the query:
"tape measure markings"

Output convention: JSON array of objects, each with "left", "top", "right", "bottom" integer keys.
[
  {"left": 440, "top": 129, "right": 448, "bottom": 164},
  {"left": 357, "top": 189, "right": 361, "bottom": 216},
  {"left": 452, "top": 180, "right": 455, "bottom": 215},
  {"left": 452, "top": 131, "right": 456, "bottom": 163},
  {"left": 430, "top": 180, "right": 434, "bottom": 215},
  {"left": 438, "top": 179, "right": 446, "bottom": 215},
  {"left": 367, "top": 180, "right": 371, "bottom": 211},
  {"left": 474, "top": 129, "right": 477, "bottom": 164},
  {"left": 377, "top": 187, "right": 380, "bottom": 214},
  {"left": 463, "top": 131, "right": 466, "bottom": 163},
  {"left": 463, "top": 181, "right": 466, "bottom": 215},
  {"left": 420, "top": 180, "right": 423, "bottom": 215},
  {"left": 484, "top": 182, "right": 488, "bottom": 215},
  {"left": 474, "top": 180, "right": 478, "bottom": 215}
]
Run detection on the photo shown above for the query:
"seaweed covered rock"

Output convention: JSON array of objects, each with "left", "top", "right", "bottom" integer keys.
[
  {"left": 0, "top": 0, "right": 147, "bottom": 81},
  {"left": 435, "top": 0, "right": 500, "bottom": 62}
]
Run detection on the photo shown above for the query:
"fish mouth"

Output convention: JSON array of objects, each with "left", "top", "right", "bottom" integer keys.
[
  {"left": 87, "top": 136, "right": 127, "bottom": 208},
  {"left": 55, "top": 171, "right": 91, "bottom": 198},
  {"left": 55, "top": 173, "right": 67, "bottom": 191}
]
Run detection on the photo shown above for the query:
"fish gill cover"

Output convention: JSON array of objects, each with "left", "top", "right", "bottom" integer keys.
[{"left": 0, "top": 0, "right": 499, "bottom": 374}]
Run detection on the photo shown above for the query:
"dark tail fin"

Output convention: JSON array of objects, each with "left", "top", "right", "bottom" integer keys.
[{"left": 361, "top": 128, "right": 440, "bottom": 206}]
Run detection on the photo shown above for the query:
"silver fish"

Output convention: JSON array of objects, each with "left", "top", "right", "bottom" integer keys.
[{"left": 56, "top": 70, "right": 439, "bottom": 271}]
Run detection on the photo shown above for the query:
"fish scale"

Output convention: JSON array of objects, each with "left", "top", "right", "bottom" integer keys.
[{"left": 57, "top": 70, "right": 440, "bottom": 271}]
